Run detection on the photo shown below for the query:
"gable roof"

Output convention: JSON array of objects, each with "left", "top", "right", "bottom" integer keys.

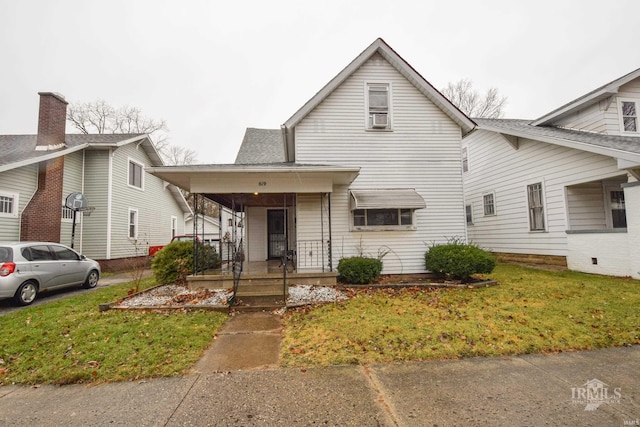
[
  {"left": 281, "top": 38, "right": 475, "bottom": 161},
  {"left": 473, "top": 118, "right": 640, "bottom": 163},
  {"left": 532, "top": 67, "right": 640, "bottom": 126},
  {"left": 234, "top": 128, "right": 285, "bottom": 164},
  {"left": 0, "top": 133, "right": 191, "bottom": 213},
  {"left": 0, "top": 133, "right": 150, "bottom": 171}
]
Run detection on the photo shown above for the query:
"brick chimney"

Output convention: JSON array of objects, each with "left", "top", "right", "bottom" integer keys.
[
  {"left": 21, "top": 92, "right": 68, "bottom": 242},
  {"left": 36, "top": 92, "right": 68, "bottom": 151}
]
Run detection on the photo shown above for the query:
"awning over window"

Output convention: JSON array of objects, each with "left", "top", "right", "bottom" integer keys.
[{"left": 349, "top": 189, "right": 426, "bottom": 210}]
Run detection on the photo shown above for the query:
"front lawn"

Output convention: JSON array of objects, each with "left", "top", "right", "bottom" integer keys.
[
  {"left": 281, "top": 263, "right": 640, "bottom": 367},
  {"left": 0, "top": 277, "right": 227, "bottom": 385}
]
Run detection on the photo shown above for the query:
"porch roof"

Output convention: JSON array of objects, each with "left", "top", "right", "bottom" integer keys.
[{"left": 146, "top": 163, "right": 360, "bottom": 198}]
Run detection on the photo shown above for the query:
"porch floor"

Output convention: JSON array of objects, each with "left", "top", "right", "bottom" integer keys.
[{"left": 187, "top": 260, "right": 337, "bottom": 290}]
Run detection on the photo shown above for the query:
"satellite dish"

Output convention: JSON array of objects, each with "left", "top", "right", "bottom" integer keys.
[{"left": 65, "top": 192, "right": 88, "bottom": 210}]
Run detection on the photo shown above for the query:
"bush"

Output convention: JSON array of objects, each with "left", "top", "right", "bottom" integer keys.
[
  {"left": 424, "top": 240, "right": 496, "bottom": 282},
  {"left": 337, "top": 256, "right": 383, "bottom": 284},
  {"left": 152, "top": 241, "right": 221, "bottom": 285}
]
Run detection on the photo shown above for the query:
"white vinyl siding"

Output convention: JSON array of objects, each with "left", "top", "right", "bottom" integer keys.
[
  {"left": 463, "top": 129, "right": 627, "bottom": 257},
  {"left": 0, "top": 165, "right": 38, "bottom": 241},
  {"left": 294, "top": 53, "right": 466, "bottom": 274},
  {"left": 81, "top": 149, "right": 111, "bottom": 259},
  {"left": 566, "top": 182, "right": 607, "bottom": 230}
]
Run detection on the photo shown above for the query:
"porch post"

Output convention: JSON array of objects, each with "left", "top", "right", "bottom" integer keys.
[{"left": 623, "top": 182, "right": 640, "bottom": 279}]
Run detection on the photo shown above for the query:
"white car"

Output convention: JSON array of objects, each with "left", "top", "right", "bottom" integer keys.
[{"left": 0, "top": 242, "right": 100, "bottom": 306}]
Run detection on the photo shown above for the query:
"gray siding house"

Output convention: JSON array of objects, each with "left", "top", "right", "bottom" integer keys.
[{"left": 0, "top": 92, "right": 190, "bottom": 270}]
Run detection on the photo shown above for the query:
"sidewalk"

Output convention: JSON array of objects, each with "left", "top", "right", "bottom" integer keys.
[{"left": 1, "top": 345, "right": 638, "bottom": 426}]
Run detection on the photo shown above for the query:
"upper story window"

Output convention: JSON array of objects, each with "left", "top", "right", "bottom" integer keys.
[
  {"left": 462, "top": 147, "right": 469, "bottom": 173},
  {"left": 366, "top": 82, "right": 391, "bottom": 130},
  {"left": 465, "top": 204, "right": 473, "bottom": 225},
  {"left": 128, "top": 159, "right": 144, "bottom": 189},
  {"left": 0, "top": 192, "right": 18, "bottom": 216},
  {"left": 620, "top": 99, "right": 638, "bottom": 132},
  {"left": 483, "top": 192, "right": 496, "bottom": 216}
]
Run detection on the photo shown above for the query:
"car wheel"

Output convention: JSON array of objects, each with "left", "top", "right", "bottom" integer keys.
[
  {"left": 14, "top": 281, "right": 38, "bottom": 306},
  {"left": 83, "top": 269, "right": 99, "bottom": 289}
]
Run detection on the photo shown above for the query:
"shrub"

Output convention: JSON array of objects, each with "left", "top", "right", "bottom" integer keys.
[
  {"left": 424, "top": 240, "right": 496, "bottom": 282},
  {"left": 152, "top": 241, "right": 221, "bottom": 285},
  {"left": 337, "top": 256, "right": 383, "bottom": 284}
]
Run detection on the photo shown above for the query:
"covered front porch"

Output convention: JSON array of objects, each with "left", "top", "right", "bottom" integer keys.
[
  {"left": 564, "top": 174, "right": 637, "bottom": 277},
  {"left": 147, "top": 163, "right": 360, "bottom": 299}
]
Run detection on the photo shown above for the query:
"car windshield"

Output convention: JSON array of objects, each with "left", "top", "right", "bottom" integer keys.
[{"left": 0, "top": 247, "right": 12, "bottom": 262}]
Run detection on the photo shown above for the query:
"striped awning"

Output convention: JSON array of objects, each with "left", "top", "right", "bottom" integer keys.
[{"left": 349, "top": 189, "right": 426, "bottom": 210}]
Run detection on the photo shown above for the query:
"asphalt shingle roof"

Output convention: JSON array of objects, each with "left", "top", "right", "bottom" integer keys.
[
  {"left": 234, "top": 128, "right": 285, "bottom": 164},
  {"left": 0, "top": 133, "right": 144, "bottom": 167},
  {"left": 474, "top": 118, "right": 640, "bottom": 155}
]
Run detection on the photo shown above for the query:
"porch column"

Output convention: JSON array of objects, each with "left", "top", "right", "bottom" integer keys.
[{"left": 623, "top": 181, "right": 640, "bottom": 279}]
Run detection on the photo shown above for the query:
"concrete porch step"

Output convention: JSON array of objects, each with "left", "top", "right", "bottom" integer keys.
[{"left": 231, "top": 295, "right": 286, "bottom": 311}]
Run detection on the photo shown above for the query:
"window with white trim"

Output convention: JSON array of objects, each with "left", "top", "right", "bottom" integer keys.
[
  {"left": 0, "top": 192, "right": 18, "bottom": 216},
  {"left": 171, "top": 216, "right": 177, "bottom": 238},
  {"left": 128, "top": 159, "right": 144, "bottom": 189},
  {"left": 462, "top": 147, "right": 469, "bottom": 173},
  {"left": 352, "top": 208, "right": 414, "bottom": 229},
  {"left": 609, "top": 189, "right": 627, "bottom": 228},
  {"left": 483, "top": 193, "right": 496, "bottom": 216},
  {"left": 128, "top": 208, "right": 139, "bottom": 239},
  {"left": 465, "top": 204, "right": 473, "bottom": 225},
  {"left": 366, "top": 82, "right": 391, "bottom": 130},
  {"left": 620, "top": 99, "right": 638, "bottom": 132},
  {"left": 527, "top": 183, "right": 545, "bottom": 231}
]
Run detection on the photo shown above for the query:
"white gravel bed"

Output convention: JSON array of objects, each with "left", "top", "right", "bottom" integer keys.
[
  {"left": 114, "top": 284, "right": 347, "bottom": 308},
  {"left": 116, "top": 285, "right": 232, "bottom": 307},
  {"left": 287, "top": 284, "right": 348, "bottom": 305}
]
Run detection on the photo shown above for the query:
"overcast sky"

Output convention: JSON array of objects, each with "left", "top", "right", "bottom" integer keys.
[{"left": 1, "top": 0, "right": 639, "bottom": 164}]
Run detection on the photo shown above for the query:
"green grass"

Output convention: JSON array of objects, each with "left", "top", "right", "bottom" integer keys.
[
  {"left": 281, "top": 263, "right": 640, "bottom": 367},
  {"left": 0, "top": 277, "right": 227, "bottom": 385}
]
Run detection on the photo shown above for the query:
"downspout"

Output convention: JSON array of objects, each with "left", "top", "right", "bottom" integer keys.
[
  {"left": 328, "top": 192, "right": 333, "bottom": 271},
  {"left": 19, "top": 168, "right": 40, "bottom": 241},
  {"left": 79, "top": 149, "right": 85, "bottom": 253},
  {"left": 320, "top": 193, "right": 324, "bottom": 271},
  {"left": 106, "top": 148, "right": 114, "bottom": 259}
]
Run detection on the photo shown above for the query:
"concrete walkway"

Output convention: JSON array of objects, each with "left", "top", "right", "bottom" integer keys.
[
  {"left": 1, "top": 344, "right": 639, "bottom": 426},
  {"left": 194, "top": 311, "right": 283, "bottom": 372}
]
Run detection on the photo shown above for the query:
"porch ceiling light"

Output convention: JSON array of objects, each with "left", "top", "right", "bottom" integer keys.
[{"left": 253, "top": 192, "right": 259, "bottom": 195}]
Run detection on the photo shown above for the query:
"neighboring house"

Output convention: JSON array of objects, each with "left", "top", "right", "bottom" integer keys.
[
  {"left": 149, "top": 38, "right": 475, "bottom": 275},
  {"left": 185, "top": 213, "right": 220, "bottom": 243},
  {"left": 0, "top": 92, "right": 191, "bottom": 270},
  {"left": 463, "top": 68, "right": 640, "bottom": 279}
]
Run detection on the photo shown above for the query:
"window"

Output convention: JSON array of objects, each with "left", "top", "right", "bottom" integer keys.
[
  {"left": 483, "top": 193, "right": 496, "bottom": 216},
  {"left": 527, "top": 183, "right": 545, "bottom": 231},
  {"left": 128, "top": 159, "right": 144, "bottom": 189},
  {"left": 366, "top": 82, "right": 390, "bottom": 129},
  {"left": 465, "top": 204, "right": 473, "bottom": 225},
  {"left": 621, "top": 100, "right": 638, "bottom": 132},
  {"left": 462, "top": 147, "right": 469, "bottom": 173},
  {"left": 128, "top": 209, "right": 138, "bottom": 239},
  {"left": 50, "top": 245, "right": 79, "bottom": 260},
  {"left": 610, "top": 190, "right": 627, "bottom": 228},
  {"left": 171, "top": 216, "right": 177, "bottom": 238},
  {"left": 0, "top": 192, "right": 17, "bottom": 216},
  {"left": 353, "top": 208, "right": 414, "bottom": 228}
]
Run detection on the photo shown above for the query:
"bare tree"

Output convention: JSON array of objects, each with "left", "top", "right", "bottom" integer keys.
[
  {"left": 442, "top": 79, "right": 507, "bottom": 118},
  {"left": 67, "top": 100, "right": 197, "bottom": 165}
]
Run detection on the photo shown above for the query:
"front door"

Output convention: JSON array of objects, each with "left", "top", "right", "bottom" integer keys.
[{"left": 267, "top": 209, "right": 286, "bottom": 259}]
